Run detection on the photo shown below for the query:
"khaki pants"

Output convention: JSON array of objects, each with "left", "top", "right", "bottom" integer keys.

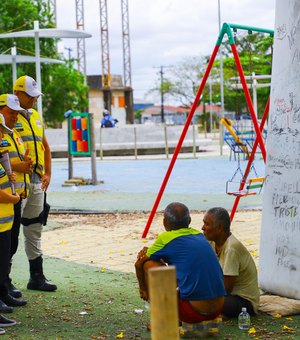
[{"left": 21, "top": 181, "right": 44, "bottom": 260}]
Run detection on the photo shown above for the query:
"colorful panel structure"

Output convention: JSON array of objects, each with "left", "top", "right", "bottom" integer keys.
[{"left": 69, "top": 112, "right": 91, "bottom": 156}]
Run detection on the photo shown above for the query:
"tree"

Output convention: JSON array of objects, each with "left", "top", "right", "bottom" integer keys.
[
  {"left": 42, "top": 62, "right": 88, "bottom": 127},
  {"left": 148, "top": 56, "right": 219, "bottom": 107},
  {"left": 0, "top": 0, "right": 88, "bottom": 125},
  {"left": 221, "top": 31, "right": 273, "bottom": 117},
  {"left": 149, "top": 32, "right": 273, "bottom": 119}
]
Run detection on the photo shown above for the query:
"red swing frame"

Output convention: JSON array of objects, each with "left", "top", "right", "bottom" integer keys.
[{"left": 142, "top": 23, "right": 273, "bottom": 238}]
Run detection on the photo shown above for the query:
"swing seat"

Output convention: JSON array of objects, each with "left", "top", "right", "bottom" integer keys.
[{"left": 227, "top": 177, "right": 264, "bottom": 197}]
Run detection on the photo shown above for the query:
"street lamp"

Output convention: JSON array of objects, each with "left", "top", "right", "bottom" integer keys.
[
  {"left": 0, "top": 46, "right": 64, "bottom": 84},
  {"left": 0, "top": 21, "right": 91, "bottom": 117}
]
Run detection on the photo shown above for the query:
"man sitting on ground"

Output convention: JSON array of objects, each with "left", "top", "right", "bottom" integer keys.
[
  {"left": 135, "top": 202, "right": 226, "bottom": 334},
  {"left": 202, "top": 207, "right": 259, "bottom": 318}
]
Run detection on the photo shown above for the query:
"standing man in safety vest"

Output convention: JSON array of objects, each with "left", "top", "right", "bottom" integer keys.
[
  {"left": 0, "top": 94, "right": 33, "bottom": 300},
  {"left": 0, "top": 113, "right": 21, "bottom": 331},
  {"left": 13, "top": 75, "right": 57, "bottom": 292}
]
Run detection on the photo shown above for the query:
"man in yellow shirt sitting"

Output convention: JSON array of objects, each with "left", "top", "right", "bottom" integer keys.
[{"left": 202, "top": 207, "right": 259, "bottom": 318}]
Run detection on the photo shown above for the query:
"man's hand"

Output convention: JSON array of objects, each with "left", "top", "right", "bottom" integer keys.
[
  {"left": 12, "top": 192, "right": 20, "bottom": 204},
  {"left": 23, "top": 149, "right": 33, "bottom": 173},
  {"left": 20, "top": 190, "right": 27, "bottom": 199},
  {"left": 139, "top": 288, "right": 149, "bottom": 301},
  {"left": 18, "top": 159, "right": 33, "bottom": 174},
  {"left": 137, "top": 247, "right": 148, "bottom": 261},
  {"left": 41, "top": 174, "right": 51, "bottom": 191},
  {"left": 8, "top": 172, "right": 17, "bottom": 183}
]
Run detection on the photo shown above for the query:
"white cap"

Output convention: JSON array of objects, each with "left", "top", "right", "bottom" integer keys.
[
  {"left": 13, "top": 75, "right": 43, "bottom": 97},
  {"left": 0, "top": 113, "right": 13, "bottom": 134},
  {"left": 0, "top": 94, "right": 25, "bottom": 112}
]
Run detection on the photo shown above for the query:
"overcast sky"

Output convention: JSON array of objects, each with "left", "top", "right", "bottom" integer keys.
[{"left": 56, "top": 0, "right": 275, "bottom": 105}]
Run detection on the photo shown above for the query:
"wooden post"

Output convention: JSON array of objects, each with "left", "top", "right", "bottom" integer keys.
[
  {"left": 99, "top": 126, "right": 103, "bottom": 160},
  {"left": 89, "top": 113, "right": 97, "bottom": 185},
  {"left": 164, "top": 124, "right": 169, "bottom": 159},
  {"left": 192, "top": 123, "right": 197, "bottom": 158},
  {"left": 134, "top": 126, "right": 138, "bottom": 159},
  {"left": 148, "top": 266, "right": 179, "bottom": 340},
  {"left": 67, "top": 116, "right": 73, "bottom": 179}
]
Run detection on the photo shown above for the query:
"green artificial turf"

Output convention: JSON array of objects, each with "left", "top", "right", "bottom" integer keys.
[{"left": 3, "top": 249, "right": 300, "bottom": 339}]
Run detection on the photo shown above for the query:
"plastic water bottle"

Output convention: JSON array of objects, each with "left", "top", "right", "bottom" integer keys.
[{"left": 238, "top": 307, "right": 251, "bottom": 330}]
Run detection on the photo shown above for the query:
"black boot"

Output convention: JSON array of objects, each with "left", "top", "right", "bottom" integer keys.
[
  {"left": 0, "top": 300, "right": 13, "bottom": 313},
  {"left": 27, "top": 256, "right": 57, "bottom": 292},
  {"left": 7, "top": 281, "right": 22, "bottom": 299},
  {"left": 6, "top": 262, "right": 22, "bottom": 298},
  {"left": 1, "top": 294, "right": 27, "bottom": 307}
]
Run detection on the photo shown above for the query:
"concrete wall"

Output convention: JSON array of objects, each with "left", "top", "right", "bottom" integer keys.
[{"left": 46, "top": 124, "right": 211, "bottom": 157}]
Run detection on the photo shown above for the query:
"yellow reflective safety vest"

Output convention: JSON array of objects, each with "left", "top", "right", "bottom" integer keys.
[
  {"left": 0, "top": 130, "right": 30, "bottom": 197},
  {"left": 15, "top": 109, "right": 45, "bottom": 177},
  {"left": 0, "top": 163, "right": 14, "bottom": 232}
]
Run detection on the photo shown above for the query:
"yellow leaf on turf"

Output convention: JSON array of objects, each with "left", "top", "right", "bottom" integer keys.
[
  {"left": 282, "top": 325, "right": 293, "bottom": 331},
  {"left": 248, "top": 327, "right": 256, "bottom": 334}
]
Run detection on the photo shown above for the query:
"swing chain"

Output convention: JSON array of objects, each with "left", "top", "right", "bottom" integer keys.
[
  {"left": 250, "top": 163, "right": 259, "bottom": 178},
  {"left": 230, "top": 151, "right": 244, "bottom": 181}
]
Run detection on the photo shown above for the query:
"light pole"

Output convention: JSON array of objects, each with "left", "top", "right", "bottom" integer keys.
[
  {"left": 0, "top": 21, "right": 91, "bottom": 117},
  {"left": 160, "top": 65, "right": 165, "bottom": 123}
]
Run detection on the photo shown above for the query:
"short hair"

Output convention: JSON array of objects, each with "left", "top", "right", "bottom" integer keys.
[
  {"left": 206, "top": 207, "right": 231, "bottom": 232},
  {"left": 164, "top": 202, "right": 190, "bottom": 229}
]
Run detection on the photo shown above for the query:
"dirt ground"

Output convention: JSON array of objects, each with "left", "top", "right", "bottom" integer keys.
[{"left": 43, "top": 210, "right": 262, "bottom": 272}]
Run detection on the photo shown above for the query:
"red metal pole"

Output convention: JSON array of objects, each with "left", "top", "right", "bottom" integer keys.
[
  {"left": 230, "top": 97, "right": 269, "bottom": 220},
  {"left": 141, "top": 45, "right": 220, "bottom": 238},
  {"left": 231, "top": 44, "right": 266, "bottom": 162}
]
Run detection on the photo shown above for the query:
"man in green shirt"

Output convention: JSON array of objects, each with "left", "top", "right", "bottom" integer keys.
[{"left": 202, "top": 207, "right": 259, "bottom": 318}]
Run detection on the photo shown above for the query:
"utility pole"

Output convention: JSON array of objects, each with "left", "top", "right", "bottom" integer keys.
[
  {"left": 64, "top": 47, "right": 72, "bottom": 62},
  {"left": 160, "top": 66, "right": 165, "bottom": 123}
]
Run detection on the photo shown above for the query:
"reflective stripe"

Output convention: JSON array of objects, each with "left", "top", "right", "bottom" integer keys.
[
  {"left": 36, "top": 164, "right": 44, "bottom": 172},
  {"left": 20, "top": 135, "right": 34, "bottom": 142},
  {"left": 17, "top": 109, "right": 44, "bottom": 177},
  {"left": 6, "top": 151, "right": 19, "bottom": 158},
  {"left": 0, "top": 164, "right": 14, "bottom": 232},
  {"left": 0, "top": 182, "right": 12, "bottom": 190},
  {"left": 14, "top": 182, "right": 25, "bottom": 189},
  {"left": 0, "top": 215, "right": 14, "bottom": 224},
  {"left": 1, "top": 132, "right": 31, "bottom": 196},
  {"left": 21, "top": 135, "right": 42, "bottom": 143}
]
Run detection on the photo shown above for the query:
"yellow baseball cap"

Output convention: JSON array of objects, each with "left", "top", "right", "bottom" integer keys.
[
  {"left": 13, "top": 75, "right": 42, "bottom": 97},
  {"left": 0, "top": 113, "right": 13, "bottom": 134},
  {"left": 0, "top": 94, "right": 25, "bottom": 111}
]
